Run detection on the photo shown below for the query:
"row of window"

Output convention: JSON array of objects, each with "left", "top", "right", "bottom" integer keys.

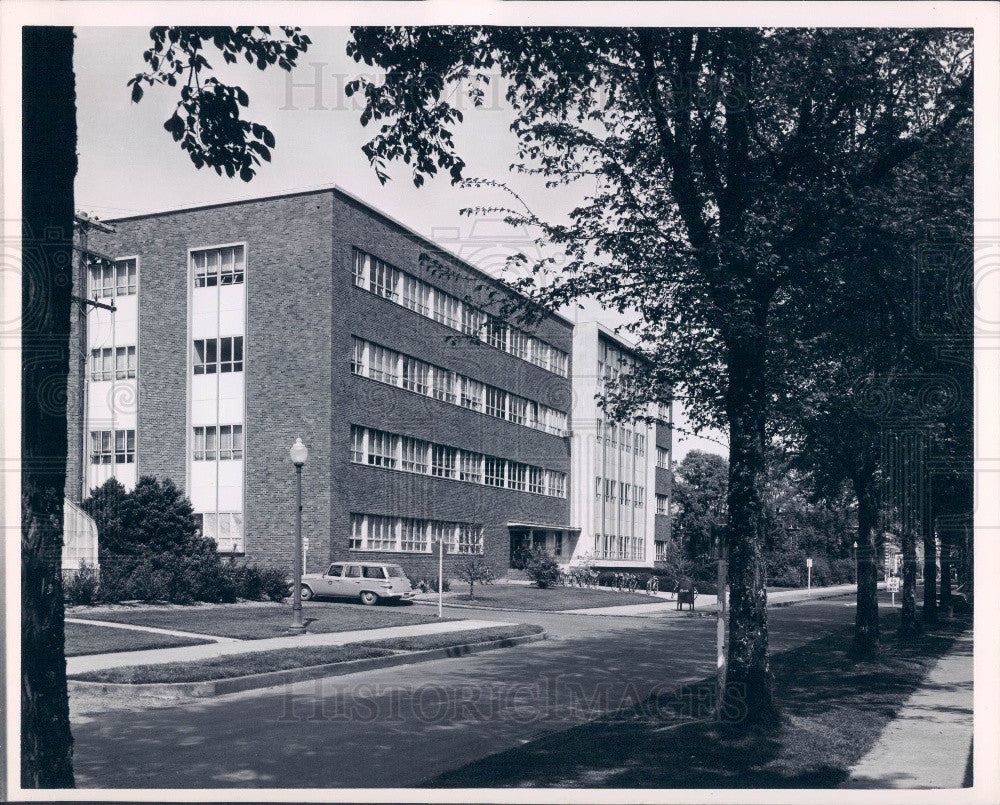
[
  {"left": 350, "top": 425, "right": 567, "bottom": 498},
  {"left": 655, "top": 540, "right": 670, "bottom": 562},
  {"left": 88, "top": 257, "right": 137, "bottom": 299},
  {"left": 90, "top": 429, "right": 135, "bottom": 464},
  {"left": 351, "top": 337, "right": 568, "bottom": 436},
  {"left": 595, "top": 420, "right": 646, "bottom": 455},
  {"left": 594, "top": 534, "right": 647, "bottom": 562},
  {"left": 193, "top": 245, "right": 245, "bottom": 287},
  {"left": 90, "top": 346, "right": 136, "bottom": 381},
  {"left": 352, "top": 248, "right": 569, "bottom": 377},
  {"left": 193, "top": 337, "right": 244, "bottom": 374},
  {"left": 193, "top": 425, "right": 244, "bottom": 461},
  {"left": 349, "top": 513, "right": 484, "bottom": 554},
  {"left": 595, "top": 478, "right": 646, "bottom": 508}
]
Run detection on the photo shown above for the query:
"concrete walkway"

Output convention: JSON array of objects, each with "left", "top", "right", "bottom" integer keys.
[
  {"left": 559, "top": 582, "right": 864, "bottom": 617},
  {"left": 843, "top": 631, "right": 973, "bottom": 789},
  {"left": 67, "top": 618, "right": 515, "bottom": 676}
]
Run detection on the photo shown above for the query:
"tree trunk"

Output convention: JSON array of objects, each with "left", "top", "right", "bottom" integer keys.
[
  {"left": 898, "top": 528, "right": 920, "bottom": 636},
  {"left": 21, "top": 26, "right": 77, "bottom": 788},
  {"left": 922, "top": 524, "right": 937, "bottom": 625},
  {"left": 939, "top": 526, "right": 952, "bottom": 614},
  {"left": 851, "top": 471, "right": 880, "bottom": 659},
  {"left": 720, "top": 333, "right": 779, "bottom": 731}
]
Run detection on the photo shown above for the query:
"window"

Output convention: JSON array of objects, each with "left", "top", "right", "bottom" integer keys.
[
  {"left": 431, "top": 444, "right": 457, "bottom": 479},
  {"left": 622, "top": 483, "right": 631, "bottom": 507},
  {"left": 546, "top": 471, "right": 566, "bottom": 498},
  {"left": 352, "top": 249, "right": 367, "bottom": 289},
  {"left": 350, "top": 425, "right": 365, "bottom": 463},
  {"left": 402, "top": 356, "right": 430, "bottom": 395},
  {"left": 400, "top": 518, "right": 428, "bottom": 552},
  {"left": 508, "top": 462, "right": 527, "bottom": 491},
  {"left": 193, "top": 425, "right": 242, "bottom": 461},
  {"left": 192, "top": 246, "right": 243, "bottom": 287},
  {"left": 656, "top": 540, "right": 668, "bottom": 562},
  {"left": 609, "top": 426, "right": 618, "bottom": 449},
  {"left": 349, "top": 514, "right": 364, "bottom": 550},
  {"left": 605, "top": 479, "right": 616, "bottom": 503},
  {"left": 486, "top": 387, "right": 508, "bottom": 419},
  {"left": 431, "top": 522, "right": 454, "bottom": 552},
  {"left": 656, "top": 494, "right": 669, "bottom": 516},
  {"left": 460, "top": 450, "right": 482, "bottom": 483},
  {"left": 115, "top": 259, "right": 138, "bottom": 295},
  {"left": 369, "top": 255, "right": 400, "bottom": 301},
  {"left": 508, "top": 395, "right": 527, "bottom": 426},
  {"left": 635, "top": 486, "right": 645, "bottom": 509},
  {"left": 194, "top": 337, "right": 243, "bottom": 374},
  {"left": 402, "top": 275, "right": 430, "bottom": 315},
  {"left": 596, "top": 420, "right": 604, "bottom": 444},
  {"left": 485, "top": 316, "right": 507, "bottom": 350},
  {"left": 455, "top": 524, "right": 483, "bottom": 554},
  {"left": 400, "top": 436, "right": 429, "bottom": 474},
  {"left": 87, "top": 257, "right": 114, "bottom": 299},
  {"left": 509, "top": 329, "right": 529, "bottom": 360},
  {"left": 484, "top": 456, "right": 506, "bottom": 487},
  {"left": 657, "top": 447, "right": 670, "bottom": 469},
  {"left": 596, "top": 477, "right": 603, "bottom": 501},
  {"left": 635, "top": 432, "right": 645, "bottom": 456},
  {"left": 658, "top": 402, "right": 671, "bottom": 421},
  {"left": 89, "top": 348, "right": 112, "bottom": 381},
  {"left": 529, "top": 466, "right": 545, "bottom": 495},
  {"left": 115, "top": 430, "right": 134, "bottom": 463},
  {"left": 350, "top": 337, "right": 365, "bottom": 375},
  {"left": 89, "top": 430, "right": 112, "bottom": 464},
  {"left": 431, "top": 368, "right": 456, "bottom": 404},
  {"left": 114, "top": 346, "right": 137, "bottom": 379},
  {"left": 433, "top": 291, "right": 460, "bottom": 329},
  {"left": 460, "top": 376, "right": 484, "bottom": 410},
  {"left": 368, "top": 430, "right": 398, "bottom": 468},
  {"left": 461, "top": 306, "right": 483, "bottom": 337},
  {"left": 90, "top": 429, "right": 134, "bottom": 464},
  {"left": 369, "top": 344, "right": 399, "bottom": 385},
  {"left": 367, "top": 515, "right": 397, "bottom": 551},
  {"left": 623, "top": 429, "right": 632, "bottom": 453}
]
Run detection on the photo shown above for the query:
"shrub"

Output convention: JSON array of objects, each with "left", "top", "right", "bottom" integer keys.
[
  {"left": 525, "top": 552, "right": 560, "bottom": 589},
  {"left": 454, "top": 556, "right": 494, "bottom": 599},
  {"left": 232, "top": 562, "right": 266, "bottom": 601},
  {"left": 260, "top": 566, "right": 291, "bottom": 602},
  {"left": 64, "top": 561, "right": 101, "bottom": 606}
]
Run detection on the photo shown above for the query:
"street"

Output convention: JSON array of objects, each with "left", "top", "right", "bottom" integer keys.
[{"left": 71, "top": 595, "right": 868, "bottom": 788}]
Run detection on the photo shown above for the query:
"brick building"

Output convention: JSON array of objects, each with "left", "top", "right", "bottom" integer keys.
[{"left": 67, "top": 187, "right": 672, "bottom": 578}]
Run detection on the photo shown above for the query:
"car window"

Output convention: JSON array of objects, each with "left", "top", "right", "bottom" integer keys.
[
  {"left": 362, "top": 565, "right": 386, "bottom": 579},
  {"left": 386, "top": 566, "right": 406, "bottom": 578},
  {"left": 345, "top": 565, "right": 362, "bottom": 578},
  {"left": 327, "top": 564, "right": 344, "bottom": 577}
]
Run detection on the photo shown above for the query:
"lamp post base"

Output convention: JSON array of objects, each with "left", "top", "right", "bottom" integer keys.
[{"left": 286, "top": 624, "right": 307, "bottom": 635}]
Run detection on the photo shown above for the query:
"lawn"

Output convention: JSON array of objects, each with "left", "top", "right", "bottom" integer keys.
[
  {"left": 75, "top": 602, "right": 449, "bottom": 640},
  {"left": 72, "top": 624, "right": 543, "bottom": 684},
  {"left": 425, "top": 613, "right": 969, "bottom": 788},
  {"left": 449, "top": 584, "right": 661, "bottom": 611},
  {"left": 65, "top": 622, "right": 214, "bottom": 657}
]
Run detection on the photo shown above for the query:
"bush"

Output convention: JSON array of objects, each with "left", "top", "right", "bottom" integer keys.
[
  {"left": 419, "top": 576, "right": 450, "bottom": 593},
  {"left": 260, "top": 566, "right": 290, "bottom": 602},
  {"left": 64, "top": 561, "right": 101, "bottom": 606},
  {"left": 454, "top": 556, "right": 495, "bottom": 599},
  {"left": 525, "top": 552, "right": 560, "bottom": 589}
]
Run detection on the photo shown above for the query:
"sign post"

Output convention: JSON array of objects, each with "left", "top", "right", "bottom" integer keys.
[
  {"left": 711, "top": 525, "right": 728, "bottom": 719},
  {"left": 888, "top": 575, "right": 900, "bottom": 607},
  {"left": 437, "top": 537, "right": 445, "bottom": 619},
  {"left": 806, "top": 557, "right": 813, "bottom": 595}
]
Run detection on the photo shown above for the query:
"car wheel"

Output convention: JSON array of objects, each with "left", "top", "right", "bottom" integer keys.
[
  {"left": 359, "top": 591, "right": 378, "bottom": 606},
  {"left": 300, "top": 585, "right": 314, "bottom": 601}
]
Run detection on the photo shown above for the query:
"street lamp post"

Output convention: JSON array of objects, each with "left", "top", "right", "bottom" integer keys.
[{"left": 288, "top": 437, "right": 308, "bottom": 635}]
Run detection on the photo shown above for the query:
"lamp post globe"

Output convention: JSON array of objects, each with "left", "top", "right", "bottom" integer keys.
[{"left": 289, "top": 438, "right": 308, "bottom": 634}]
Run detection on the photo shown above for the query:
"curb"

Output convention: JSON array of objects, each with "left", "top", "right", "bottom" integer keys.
[{"left": 68, "top": 631, "right": 547, "bottom": 700}]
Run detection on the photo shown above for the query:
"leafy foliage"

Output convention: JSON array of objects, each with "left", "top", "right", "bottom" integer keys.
[
  {"left": 525, "top": 551, "right": 561, "bottom": 589},
  {"left": 454, "top": 555, "right": 495, "bottom": 598},
  {"left": 671, "top": 451, "right": 728, "bottom": 557},
  {"left": 128, "top": 27, "right": 311, "bottom": 181}
]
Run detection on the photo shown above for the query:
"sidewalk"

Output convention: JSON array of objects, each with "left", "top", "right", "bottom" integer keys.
[
  {"left": 843, "top": 630, "right": 973, "bottom": 789},
  {"left": 67, "top": 618, "right": 515, "bottom": 676}
]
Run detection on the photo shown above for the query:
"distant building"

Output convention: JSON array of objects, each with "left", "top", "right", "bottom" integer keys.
[{"left": 66, "top": 187, "right": 671, "bottom": 576}]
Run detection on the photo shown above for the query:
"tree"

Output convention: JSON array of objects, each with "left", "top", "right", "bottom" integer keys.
[
  {"left": 454, "top": 555, "right": 494, "bottom": 599},
  {"left": 19, "top": 25, "right": 310, "bottom": 786},
  {"left": 671, "top": 451, "right": 728, "bottom": 558},
  {"left": 345, "top": 27, "right": 971, "bottom": 728},
  {"left": 524, "top": 552, "right": 561, "bottom": 589}
]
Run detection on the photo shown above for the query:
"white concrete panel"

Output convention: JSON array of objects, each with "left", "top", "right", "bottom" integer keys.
[
  {"left": 218, "top": 284, "right": 245, "bottom": 334},
  {"left": 191, "top": 287, "right": 220, "bottom": 339},
  {"left": 189, "top": 462, "right": 218, "bottom": 511},
  {"left": 191, "top": 375, "right": 219, "bottom": 425},
  {"left": 218, "top": 372, "right": 244, "bottom": 413}
]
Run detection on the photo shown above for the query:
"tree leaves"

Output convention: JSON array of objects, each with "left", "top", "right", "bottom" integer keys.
[{"left": 129, "top": 26, "right": 312, "bottom": 181}]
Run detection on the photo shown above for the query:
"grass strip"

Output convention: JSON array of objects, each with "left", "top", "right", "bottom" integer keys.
[
  {"left": 72, "top": 624, "right": 544, "bottom": 685},
  {"left": 65, "top": 622, "right": 214, "bottom": 657},
  {"left": 425, "top": 613, "right": 968, "bottom": 788}
]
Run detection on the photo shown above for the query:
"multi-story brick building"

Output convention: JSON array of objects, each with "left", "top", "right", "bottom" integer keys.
[{"left": 67, "top": 187, "right": 671, "bottom": 577}]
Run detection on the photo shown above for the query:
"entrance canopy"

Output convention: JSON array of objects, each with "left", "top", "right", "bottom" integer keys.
[{"left": 508, "top": 522, "right": 581, "bottom": 567}]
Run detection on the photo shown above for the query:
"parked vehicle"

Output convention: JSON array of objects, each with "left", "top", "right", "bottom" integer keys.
[{"left": 300, "top": 562, "right": 416, "bottom": 606}]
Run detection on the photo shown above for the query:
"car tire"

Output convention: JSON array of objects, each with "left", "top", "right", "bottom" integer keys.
[
  {"left": 360, "top": 591, "right": 378, "bottom": 606},
  {"left": 300, "top": 585, "right": 314, "bottom": 601}
]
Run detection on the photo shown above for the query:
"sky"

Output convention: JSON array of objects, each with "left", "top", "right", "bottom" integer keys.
[{"left": 73, "top": 25, "right": 727, "bottom": 460}]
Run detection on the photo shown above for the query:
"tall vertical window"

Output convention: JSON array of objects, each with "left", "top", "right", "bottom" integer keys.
[
  {"left": 635, "top": 432, "right": 645, "bottom": 456},
  {"left": 350, "top": 425, "right": 365, "bottom": 463},
  {"left": 369, "top": 256, "right": 400, "bottom": 301},
  {"left": 400, "top": 436, "right": 429, "bottom": 473},
  {"left": 401, "top": 356, "right": 429, "bottom": 395},
  {"left": 115, "top": 259, "right": 138, "bottom": 295},
  {"left": 486, "top": 387, "right": 508, "bottom": 419},
  {"left": 89, "top": 348, "right": 113, "bottom": 381},
  {"left": 460, "top": 376, "right": 484, "bottom": 410},
  {"left": 431, "top": 368, "right": 456, "bottom": 404},
  {"left": 596, "top": 477, "right": 603, "bottom": 501},
  {"left": 508, "top": 396, "right": 527, "bottom": 426},
  {"left": 509, "top": 329, "right": 529, "bottom": 360},
  {"left": 368, "top": 344, "right": 398, "bottom": 384},
  {"left": 657, "top": 447, "right": 670, "bottom": 469},
  {"left": 529, "top": 466, "right": 545, "bottom": 495},
  {"left": 485, "top": 316, "right": 508, "bottom": 350},
  {"left": 433, "top": 291, "right": 460, "bottom": 329},
  {"left": 349, "top": 514, "right": 364, "bottom": 550},
  {"left": 431, "top": 522, "right": 454, "bottom": 552},
  {"left": 114, "top": 346, "right": 137, "bottom": 379},
  {"left": 368, "top": 430, "right": 398, "bottom": 468},
  {"left": 367, "top": 515, "right": 397, "bottom": 550},
  {"left": 460, "top": 451, "right": 482, "bottom": 483},
  {"left": 461, "top": 306, "right": 483, "bottom": 337},
  {"left": 400, "top": 518, "right": 429, "bottom": 552},
  {"left": 508, "top": 462, "right": 527, "bottom": 491},
  {"left": 455, "top": 524, "right": 483, "bottom": 554},
  {"left": 484, "top": 456, "right": 506, "bottom": 487},
  {"left": 350, "top": 337, "right": 365, "bottom": 375},
  {"left": 402, "top": 275, "right": 430, "bottom": 315},
  {"left": 635, "top": 486, "right": 645, "bottom": 509},
  {"left": 546, "top": 471, "right": 566, "bottom": 498},
  {"left": 622, "top": 483, "right": 631, "bottom": 506},
  {"left": 656, "top": 494, "right": 669, "bottom": 515},
  {"left": 192, "top": 246, "right": 244, "bottom": 287}
]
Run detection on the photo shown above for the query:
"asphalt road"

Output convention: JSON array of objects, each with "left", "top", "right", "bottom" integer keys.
[{"left": 70, "top": 595, "right": 870, "bottom": 788}]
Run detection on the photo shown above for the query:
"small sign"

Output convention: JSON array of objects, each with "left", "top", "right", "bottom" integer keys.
[
  {"left": 806, "top": 558, "right": 813, "bottom": 568},
  {"left": 887, "top": 576, "right": 900, "bottom": 593},
  {"left": 303, "top": 538, "right": 310, "bottom": 550}
]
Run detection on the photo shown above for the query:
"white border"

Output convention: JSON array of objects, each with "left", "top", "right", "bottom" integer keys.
[{"left": 2, "top": 2, "right": 999, "bottom": 804}]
